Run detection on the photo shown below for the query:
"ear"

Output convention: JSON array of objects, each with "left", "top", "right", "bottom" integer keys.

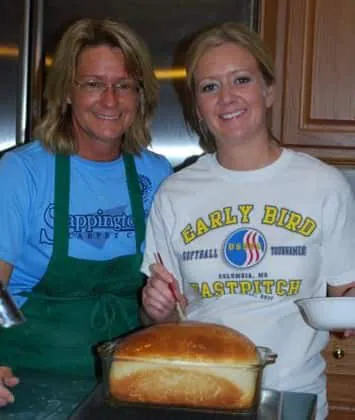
[
  {"left": 61, "top": 95, "right": 72, "bottom": 115},
  {"left": 263, "top": 84, "right": 274, "bottom": 109},
  {"left": 196, "top": 105, "right": 203, "bottom": 122}
]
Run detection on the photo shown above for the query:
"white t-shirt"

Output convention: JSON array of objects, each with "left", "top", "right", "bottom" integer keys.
[{"left": 141, "top": 149, "right": 355, "bottom": 420}]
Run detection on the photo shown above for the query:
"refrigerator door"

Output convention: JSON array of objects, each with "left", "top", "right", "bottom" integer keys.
[
  {"left": 33, "top": 0, "right": 259, "bottom": 166},
  {"left": 0, "top": 0, "right": 29, "bottom": 151}
]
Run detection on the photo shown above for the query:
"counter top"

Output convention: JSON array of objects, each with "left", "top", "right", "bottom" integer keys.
[
  {"left": 1, "top": 369, "right": 96, "bottom": 419},
  {"left": 1, "top": 370, "right": 316, "bottom": 419}
]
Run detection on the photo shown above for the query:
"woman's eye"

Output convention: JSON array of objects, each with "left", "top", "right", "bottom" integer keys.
[
  {"left": 233, "top": 76, "right": 251, "bottom": 85},
  {"left": 87, "top": 81, "right": 102, "bottom": 88},
  {"left": 200, "top": 83, "right": 218, "bottom": 93}
]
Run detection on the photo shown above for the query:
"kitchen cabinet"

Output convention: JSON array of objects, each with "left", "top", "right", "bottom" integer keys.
[
  {"left": 259, "top": 1, "right": 355, "bottom": 416},
  {"left": 261, "top": 0, "right": 355, "bottom": 166},
  {"left": 323, "top": 336, "right": 355, "bottom": 419}
]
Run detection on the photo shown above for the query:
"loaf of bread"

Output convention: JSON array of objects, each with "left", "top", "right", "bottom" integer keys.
[{"left": 108, "top": 322, "right": 261, "bottom": 410}]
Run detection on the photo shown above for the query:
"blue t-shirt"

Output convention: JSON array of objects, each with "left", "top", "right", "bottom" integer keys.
[{"left": 0, "top": 141, "right": 172, "bottom": 306}]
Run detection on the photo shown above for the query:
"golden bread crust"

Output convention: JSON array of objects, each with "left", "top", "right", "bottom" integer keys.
[{"left": 115, "top": 322, "right": 259, "bottom": 365}]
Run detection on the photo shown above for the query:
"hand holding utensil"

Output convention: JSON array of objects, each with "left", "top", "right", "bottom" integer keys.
[
  {"left": 0, "top": 283, "right": 25, "bottom": 328},
  {"left": 153, "top": 253, "right": 186, "bottom": 321}
]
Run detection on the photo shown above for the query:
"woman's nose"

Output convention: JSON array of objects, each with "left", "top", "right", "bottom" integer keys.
[
  {"left": 218, "top": 83, "right": 234, "bottom": 103},
  {"left": 100, "top": 86, "right": 119, "bottom": 107}
]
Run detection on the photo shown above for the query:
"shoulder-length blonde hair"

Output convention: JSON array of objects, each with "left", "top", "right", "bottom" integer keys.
[
  {"left": 35, "top": 18, "right": 158, "bottom": 155},
  {"left": 184, "top": 22, "right": 275, "bottom": 153}
]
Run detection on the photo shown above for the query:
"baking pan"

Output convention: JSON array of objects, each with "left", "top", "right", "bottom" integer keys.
[
  {"left": 70, "top": 385, "right": 283, "bottom": 420},
  {"left": 98, "top": 330, "right": 277, "bottom": 415},
  {"left": 258, "top": 389, "right": 283, "bottom": 420}
]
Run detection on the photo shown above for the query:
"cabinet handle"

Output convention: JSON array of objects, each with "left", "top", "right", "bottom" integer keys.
[{"left": 333, "top": 347, "right": 345, "bottom": 359}]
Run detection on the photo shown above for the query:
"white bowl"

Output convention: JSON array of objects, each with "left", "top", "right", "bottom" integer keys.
[{"left": 295, "top": 297, "right": 355, "bottom": 331}]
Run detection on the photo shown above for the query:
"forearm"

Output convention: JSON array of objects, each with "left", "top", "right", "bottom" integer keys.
[
  {"left": 328, "top": 282, "right": 355, "bottom": 297},
  {"left": 342, "top": 286, "right": 355, "bottom": 297},
  {"left": 0, "top": 261, "right": 13, "bottom": 287}
]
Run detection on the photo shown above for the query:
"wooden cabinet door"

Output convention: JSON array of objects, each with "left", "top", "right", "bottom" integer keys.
[
  {"left": 323, "top": 336, "right": 355, "bottom": 418},
  {"left": 270, "top": 0, "right": 355, "bottom": 165}
]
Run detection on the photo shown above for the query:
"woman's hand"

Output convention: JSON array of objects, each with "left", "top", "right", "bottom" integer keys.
[
  {"left": 0, "top": 366, "right": 19, "bottom": 407},
  {"left": 142, "top": 263, "right": 178, "bottom": 323},
  {"left": 342, "top": 329, "right": 355, "bottom": 338},
  {"left": 328, "top": 284, "right": 355, "bottom": 338}
]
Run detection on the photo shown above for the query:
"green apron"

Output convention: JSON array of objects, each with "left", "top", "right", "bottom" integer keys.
[{"left": 0, "top": 153, "right": 145, "bottom": 377}]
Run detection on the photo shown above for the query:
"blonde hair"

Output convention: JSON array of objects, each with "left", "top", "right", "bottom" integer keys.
[
  {"left": 185, "top": 22, "right": 275, "bottom": 153},
  {"left": 35, "top": 18, "right": 158, "bottom": 155}
]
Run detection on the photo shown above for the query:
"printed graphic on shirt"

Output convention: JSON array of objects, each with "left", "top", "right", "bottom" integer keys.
[
  {"left": 39, "top": 174, "right": 151, "bottom": 248},
  {"left": 224, "top": 228, "right": 267, "bottom": 268},
  {"left": 181, "top": 205, "right": 317, "bottom": 244},
  {"left": 179, "top": 203, "right": 316, "bottom": 303},
  {"left": 188, "top": 277, "right": 302, "bottom": 301}
]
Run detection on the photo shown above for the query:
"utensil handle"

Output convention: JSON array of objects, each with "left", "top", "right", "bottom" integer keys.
[
  {"left": 175, "top": 301, "right": 186, "bottom": 321},
  {"left": 0, "top": 283, "right": 26, "bottom": 328},
  {"left": 154, "top": 253, "right": 186, "bottom": 320}
]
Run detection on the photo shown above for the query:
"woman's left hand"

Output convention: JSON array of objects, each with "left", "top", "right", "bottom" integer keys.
[
  {"left": 0, "top": 366, "right": 19, "bottom": 407},
  {"left": 328, "top": 284, "right": 355, "bottom": 338},
  {"left": 342, "top": 330, "right": 355, "bottom": 338}
]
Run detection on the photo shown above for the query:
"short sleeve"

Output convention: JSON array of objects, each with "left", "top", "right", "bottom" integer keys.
[
  {"left": 141, "top": 189, "right": 183, "bottom": 285},
  {"left": 321, "top": 180, "right": 355, "bottom": 286},
  {"left": 0, "top": 152, "right": 33, "bottom": 265}
]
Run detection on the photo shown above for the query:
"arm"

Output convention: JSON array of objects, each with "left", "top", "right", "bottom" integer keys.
[
  {"left": 0, "top": 261, "right": 13, "bottom": 287},
  {"left": 141, "top": 189, "right": 183, "bottom": 324},
  {"left": 0, "top": 153, "right": 30, "bottom": 406},
  {"left": 0, "top": 152, "right": 32, "bottom": 280},
  {"left": 328, "top": 282, "right": 355, "bottom": 297},
  {"left": 321, "top": 178, "right": 355, "bottom": 336},
  {"left": 322, "top": 180, "right": 355, "bottom": 293},
  {"left": 0, "top": 261, "right": 17, "bottom": 406}
]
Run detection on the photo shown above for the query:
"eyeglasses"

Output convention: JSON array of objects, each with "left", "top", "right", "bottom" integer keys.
[{"left": 74, "top": 79, "right": 141, "bottom": 97}]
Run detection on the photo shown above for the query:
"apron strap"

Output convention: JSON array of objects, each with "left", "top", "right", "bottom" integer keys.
[
  {"left": 53, "top": 153, "right": 145, "bottom": 256},
  {"left": 53, "top": 154, "right": 70, "bottom": 256},
  {"left": 123, "top": 152, "right": 146, "bottom": 252}
]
